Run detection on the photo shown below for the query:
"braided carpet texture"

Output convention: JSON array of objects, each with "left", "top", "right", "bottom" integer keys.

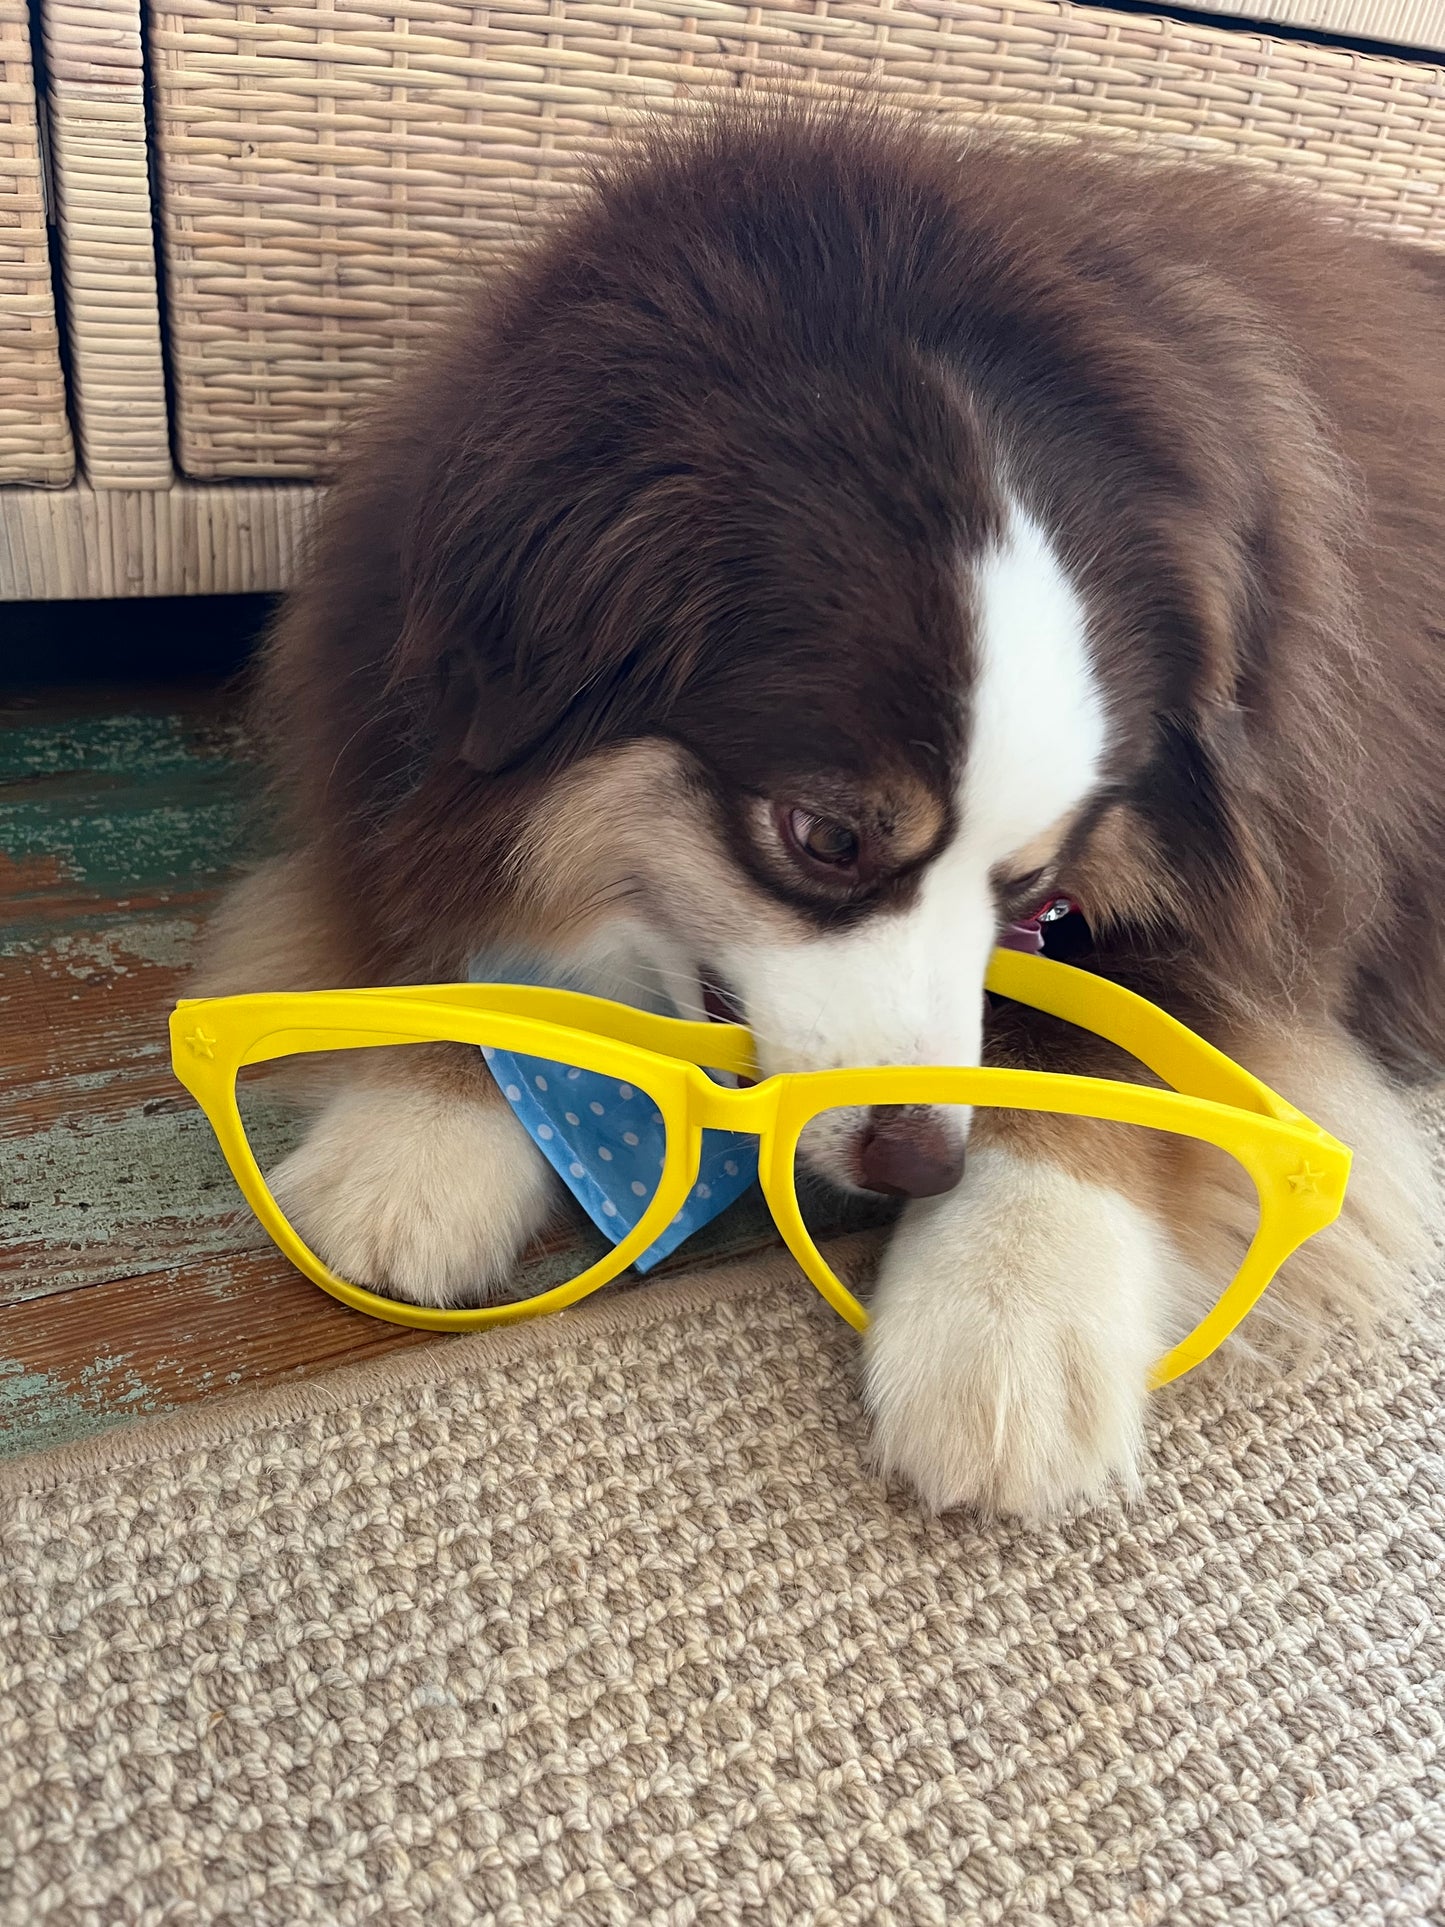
[{"left": 3, "top": 1213, "right": 1444, "bottom": 1925}]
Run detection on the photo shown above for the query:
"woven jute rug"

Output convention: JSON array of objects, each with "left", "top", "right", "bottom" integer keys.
[{"left": 3, "top": 1211, "right": 1444, "bottom": 1925}]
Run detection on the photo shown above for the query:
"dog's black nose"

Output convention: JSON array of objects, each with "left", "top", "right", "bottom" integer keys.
[{"left": 854, "top": 1107, "right": 966, "bottom": 1199}]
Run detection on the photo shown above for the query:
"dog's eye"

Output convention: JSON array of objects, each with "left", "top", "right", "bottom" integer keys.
[{"left": 781, "top": 807, "right": 861, "bottom": 874}]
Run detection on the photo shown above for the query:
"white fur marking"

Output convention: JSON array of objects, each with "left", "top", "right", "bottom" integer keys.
[
  {"left": 964, "top": 508, "right": 1109, "bottom": 855},
  {"left": 716, "top": 507, "right": 1106, "bottom": 1183}
]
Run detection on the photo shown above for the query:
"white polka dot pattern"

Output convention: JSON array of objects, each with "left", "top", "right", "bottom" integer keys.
[
  {"left": 481, "top": 1044, "right": 758, "bottom": 1272},
  {"left": 468, "top": 952, "right": 760, "bottom": 1270}
]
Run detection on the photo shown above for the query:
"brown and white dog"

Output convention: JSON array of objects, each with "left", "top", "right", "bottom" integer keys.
[{"left": 204, "top": 104, "right": 1445, "bottom": 1517}]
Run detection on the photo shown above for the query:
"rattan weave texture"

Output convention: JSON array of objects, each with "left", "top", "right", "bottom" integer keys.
[
  {"left": 0, "top": 0, "right": 73, "bottom": 487},
  {"left": 147, "top": 0, "right": 1445, "bottom": 479}
]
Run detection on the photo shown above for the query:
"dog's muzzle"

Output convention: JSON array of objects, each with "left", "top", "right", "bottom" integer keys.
[{"left": 853, "top": 1105, "right": 967, "bottom": 1199}]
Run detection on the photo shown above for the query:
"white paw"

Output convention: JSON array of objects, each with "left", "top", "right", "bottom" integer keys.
[
  {"left": 270, "top": 1076, "right": 559, "bottom": 1308},
  {"left": 864, "top": 1150, "right": 1174, "bottom": 1519}
]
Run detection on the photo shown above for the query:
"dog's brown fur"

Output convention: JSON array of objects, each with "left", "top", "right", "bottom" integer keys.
[{"left": 206, "top": 103, "right": 1445, "bottom": 1515}]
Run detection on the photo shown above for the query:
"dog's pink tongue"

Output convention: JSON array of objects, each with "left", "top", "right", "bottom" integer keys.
[
  {"left": 1000, "top": 896, "right": 1078, "bottom": 954},
  {"left": 1000, "top": 920, "right": 1046, "bottom": 954}
]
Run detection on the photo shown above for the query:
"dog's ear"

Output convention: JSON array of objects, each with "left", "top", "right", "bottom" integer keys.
[
  {"left": 393, "top": 455, "right": 705, "bottom": 777},
  {"left": 404, "top": 632, "right": 559, "bottom": 777},
  {"left": 416, "top": 643, "right": 551, "bottom": 770},
  {"left": 1146, "top": 709, "right": 1286, "bottom": 957},
  {"left": 391, "top": 480, "right": 577, "bottom": 776}
]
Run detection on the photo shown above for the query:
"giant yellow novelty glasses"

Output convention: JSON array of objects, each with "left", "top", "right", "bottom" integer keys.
[{"left": 170, "top": 948, "right": 1349, "bottom": 1388}]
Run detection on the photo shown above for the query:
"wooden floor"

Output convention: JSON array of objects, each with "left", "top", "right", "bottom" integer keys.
[
  {"left": 0, "top": 683, "right": 847, "bottom": 1461},
  {"left": 0, "top": 684, "right": 442, "bottom": 1458}
]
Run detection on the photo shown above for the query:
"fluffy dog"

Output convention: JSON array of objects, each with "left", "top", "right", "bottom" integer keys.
[{"left": 204, "top": 105, "right": 1445, "bottom": 1515}]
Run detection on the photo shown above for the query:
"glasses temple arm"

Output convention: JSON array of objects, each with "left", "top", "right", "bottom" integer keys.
[{"left": 984, "top": 949, "right": 1304, "bottom": 1123}]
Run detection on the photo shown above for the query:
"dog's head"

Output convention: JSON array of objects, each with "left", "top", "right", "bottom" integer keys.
[
  {"left": 499, "top": 474, "right": 1109, "bottom": 1198},
  {"left": 341, "top": 109, "right": 1349, "bottom": 1198}
]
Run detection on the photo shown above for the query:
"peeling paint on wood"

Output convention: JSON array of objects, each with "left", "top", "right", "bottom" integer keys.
[
  {"left": 0, "top": 687, "right": 439, "bottom": 1460},
  {"left": 0, "top": 687, "right": 812, "bottom": 1463},
  {"left": 2, "top": 1105, "right": 267, "bottom": 1298},
  {"left": 0, "top": 1359, "right": 97, "bottom": 1458}
]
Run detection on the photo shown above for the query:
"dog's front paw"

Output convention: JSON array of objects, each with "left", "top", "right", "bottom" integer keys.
[
  {"left": 863, "top": 1150, "right": 1173, "bottom": 1519},
  {"left": 270, "top": 1075, "right": 558, "bottom": 1308}
]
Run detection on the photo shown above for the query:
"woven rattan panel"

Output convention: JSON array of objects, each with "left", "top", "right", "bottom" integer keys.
[
  {"left": 1205, "top": 0, "right": 1445, "bottom": 53},
  {"left": 0, "top": 0, "right": 74, "bottom": 486},
  {"left": 42, "top": 0, "right": 173, "bottom": 488},
  {"left": 0, "top": 480, "right": 316, "bottom": 597},
  {"left": 149, "top": 0, "right": 1445, "bottom": 480}
]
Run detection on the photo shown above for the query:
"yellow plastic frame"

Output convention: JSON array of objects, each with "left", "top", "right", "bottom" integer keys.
[{"left": 170, "top": 948, "right": 1349, "bottom": 1388}]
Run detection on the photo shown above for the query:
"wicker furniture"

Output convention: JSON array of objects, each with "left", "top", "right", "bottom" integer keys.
[
  {"left": 4, "top": 0, "right": 1445, "bottom": 596},
  {"left": 1, "top": 0, "right": 71, "bottom": 487}
]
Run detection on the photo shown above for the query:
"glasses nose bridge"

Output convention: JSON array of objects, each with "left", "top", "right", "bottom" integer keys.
[{"left": 686, "top": 1067, "right": 781, "bottom": 1137}]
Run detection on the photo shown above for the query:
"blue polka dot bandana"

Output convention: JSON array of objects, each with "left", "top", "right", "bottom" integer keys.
[{"left": 468, "top": 951, "right": 759, "bottom": 1273}]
